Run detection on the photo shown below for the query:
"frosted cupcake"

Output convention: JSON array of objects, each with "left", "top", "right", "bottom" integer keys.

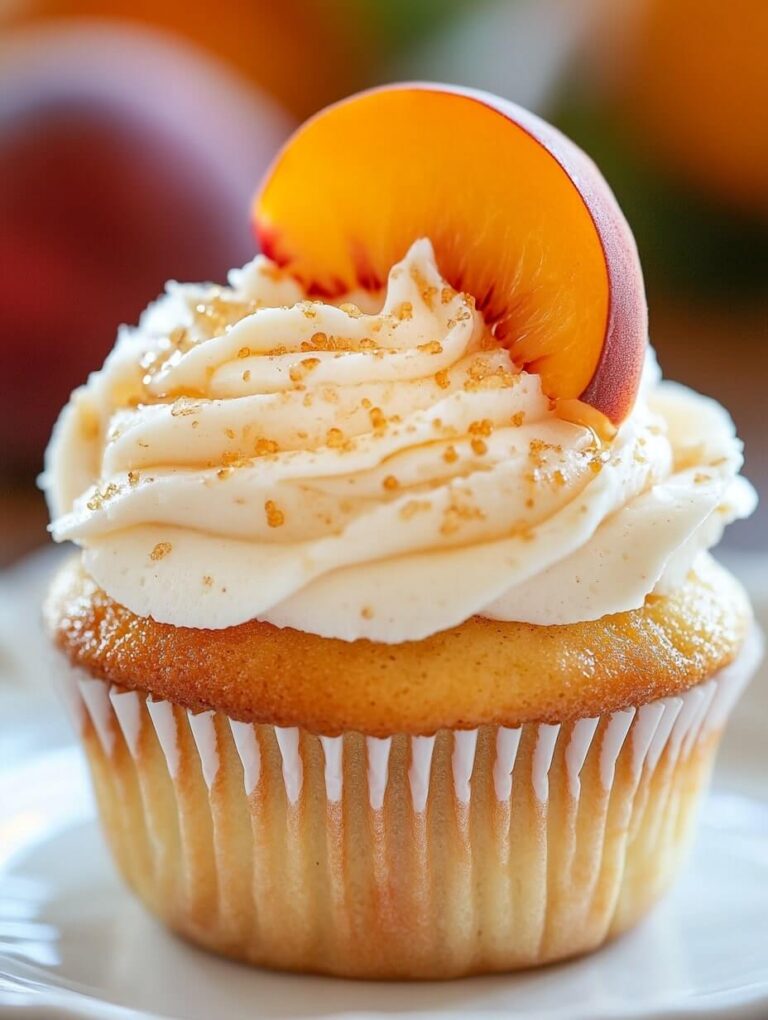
[{"left": 43, "top": 84, "right": 760, "bottom": 978}]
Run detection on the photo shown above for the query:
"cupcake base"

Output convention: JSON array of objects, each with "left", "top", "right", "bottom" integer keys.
[{"left": 54, "top": 628, "right": 761, "bottom": 979}]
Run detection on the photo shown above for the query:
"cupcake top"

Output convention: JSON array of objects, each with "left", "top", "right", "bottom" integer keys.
[{"left": 43, "top": 237, "right": 755, "bottom": 642}]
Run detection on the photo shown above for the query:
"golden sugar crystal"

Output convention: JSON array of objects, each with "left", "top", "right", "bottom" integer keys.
[
  {"left": 465, "top": 367, "right": 516, "bottom": 391},
  {"left": 339, "top": 303, "right": 363, "bottom": 318},
  {"left": 265, "top": 500, "right": 285, "bottom": 528},
  {"left": 150, "top": 542, "right": 172, "bottom": 561},
  {"left": 382, "top": 475, "right": 400, "bottom": 492},
  {"left": 435, "top": 369, "right": 451, "bottom": 389},
  {"left": 128, "top": 471, "right": 140, "bottom": 488},
  {"left": 369, "top": 407, "right": 386, "bottom": 430},
  {"left": 418, "top": 340, "right": 443, "bottom": 355},
  {"left": 470, "top": 437, "right": 488, "bottom": 456},
  {"left": 237, "top": 346, "right": 252, "bottom": 359},
  {"left": 469, "top": 419, "right": 493, "bottom": 437},
  {"left": 86, "top": 482, "right": 120, "bottom": 511},
  {"left": 202, "top": 575, "right": 214, "bottom": 587},
  {"left": 171, "top": 398, "right": 203, "bottom": 417},
  {"left": 443, "top": 445, "right": 458, "bottom": 464},
  {"left": 394, "top": 301, "right": 413, "bottom": 321},
  {"left": 326, "top": 427, "right": 345, "bottom": 448},
  {"left": 468, "top": 359, "right": 489, "bottom": 381},
  {"left": 409, "top": 266, "right": 437, "bottom": 309},
  {"left": 511, "top": 411, "right": 525, "bottom": 427},
  {"left": 254, "top": 438, "right": 279, "bottom": 456},
  {"left": 441, "top": 287, "right": 454, "bottom": 304}
]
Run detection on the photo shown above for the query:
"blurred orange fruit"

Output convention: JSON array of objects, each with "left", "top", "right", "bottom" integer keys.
[
  {"left": 2, "top": 0, "right": 369, "bottom": 119},
  {"left": 593, "top": 0, "right": 768, "bottom": 215}
]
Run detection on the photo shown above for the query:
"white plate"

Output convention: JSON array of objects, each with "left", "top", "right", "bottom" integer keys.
[{"left": 1, "top": 547, "right": 767, "bottom": 1019}]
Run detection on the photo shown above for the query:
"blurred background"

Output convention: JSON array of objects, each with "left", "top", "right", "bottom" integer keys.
[{"left": 1, "top": 0, "right": 766, "bottom": 565}]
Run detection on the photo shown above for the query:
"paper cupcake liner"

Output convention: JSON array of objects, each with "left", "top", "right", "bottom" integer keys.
[{"left": 53, "top": 629, "right": 761, "bottom": 979}]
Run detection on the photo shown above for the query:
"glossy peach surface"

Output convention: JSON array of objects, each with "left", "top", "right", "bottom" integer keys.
[{"left": 254, "top": 84, "right": 647, "bottom": 425}]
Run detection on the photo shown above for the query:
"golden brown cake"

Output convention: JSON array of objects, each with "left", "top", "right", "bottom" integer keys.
[
  {"left": 42, "top": 84, "right": 760, "bottom": 979},
  {"left": 44, "top": 554, "right": 758, "bottom": 978}
]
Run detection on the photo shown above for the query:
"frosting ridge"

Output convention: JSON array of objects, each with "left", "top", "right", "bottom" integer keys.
[{"left": 44, "top": 239, "right": 756, "bottom": 641}]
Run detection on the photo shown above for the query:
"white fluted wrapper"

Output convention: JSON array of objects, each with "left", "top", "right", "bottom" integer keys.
[{"left": 54, "top": 631, "right": 761, "bottom": 978}]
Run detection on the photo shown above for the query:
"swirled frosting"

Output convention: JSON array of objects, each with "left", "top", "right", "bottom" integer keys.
[{"left": 44, "top": 239, "right": 756, "bottom": 642}]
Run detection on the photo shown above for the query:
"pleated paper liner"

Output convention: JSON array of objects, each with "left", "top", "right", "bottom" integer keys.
[{"left": 54, "top": 629, "right": 761, "bottom": 979}]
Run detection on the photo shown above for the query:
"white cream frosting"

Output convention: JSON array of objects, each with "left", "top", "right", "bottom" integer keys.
[{"left": 43, "top": 239, "right": 756, "bottom": 642}]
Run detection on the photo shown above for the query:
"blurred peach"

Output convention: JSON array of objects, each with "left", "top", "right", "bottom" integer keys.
[
  {"left": 0, "top": 24, "right": 292, "bottom": 472},
  {"left": 590, "top": 0, "right": 768, "bottom": 216},
  {"left": 2, "top": 0, "right": 369, "bottom": 119}
]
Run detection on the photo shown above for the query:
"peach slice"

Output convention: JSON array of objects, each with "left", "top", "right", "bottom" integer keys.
[{"left": 254, "top": 84, "right": 648, "bottom": 427}]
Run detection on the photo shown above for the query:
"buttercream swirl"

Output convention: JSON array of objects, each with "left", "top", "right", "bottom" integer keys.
[{"left": 44, "top": 240, "right": 756, "bottom": 642}]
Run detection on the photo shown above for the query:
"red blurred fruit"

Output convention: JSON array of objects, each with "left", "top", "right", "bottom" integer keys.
[{"left": 0, "top": 24, "right": 292, "bottom": 471}]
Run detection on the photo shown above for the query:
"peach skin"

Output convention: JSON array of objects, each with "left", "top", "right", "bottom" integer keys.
[{"left": 254, "top": 83, "right": 648, "bottom": 427}]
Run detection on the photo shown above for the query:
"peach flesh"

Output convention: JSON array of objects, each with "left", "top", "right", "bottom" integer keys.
[{"left": 254, "top": 83, "right": 648, "bottom": 427}]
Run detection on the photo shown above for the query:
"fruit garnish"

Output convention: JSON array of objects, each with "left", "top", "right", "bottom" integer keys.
[{"left": 253, "top": 83, "right": 647, "bottom": 428}]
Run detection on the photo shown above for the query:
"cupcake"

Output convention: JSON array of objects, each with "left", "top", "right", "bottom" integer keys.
[{"left": 43, "top": 84, "right": 760, "bottom": 979}]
